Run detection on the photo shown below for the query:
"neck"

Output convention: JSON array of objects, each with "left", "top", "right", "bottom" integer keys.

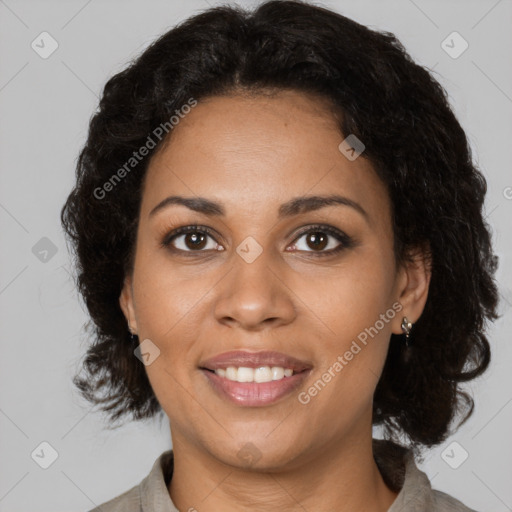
[{"left": 168, "top": 426, "right": 399, "bottom": 512}]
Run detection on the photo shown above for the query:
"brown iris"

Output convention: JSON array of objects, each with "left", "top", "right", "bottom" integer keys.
[
  {"left": 305, "top": 231, "right": 328, "bottom": 251},
  {"left": 185, "top": 232, "right": 208, "bottom": 250}
]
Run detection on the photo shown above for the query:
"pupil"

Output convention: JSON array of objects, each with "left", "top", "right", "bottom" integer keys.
[
  {"left": 186, "top": 232, "right": 206, "bottom": 250},
  {"left": 308, "top": 232, "right": 327, "bottom": 250}
]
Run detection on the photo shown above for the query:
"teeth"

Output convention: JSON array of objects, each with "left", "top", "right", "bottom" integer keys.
[
  {"left": 271, "top": 366, "right": 284, "bottom": 380},
  {"left": 254, "top": 366, "right": 272, "bottom": 383},
  {"left": 226, "top": 366, "right": 237, "bottom": 380},
  {"left": 215, "top": 366, "right": 295, "bottom": 383},
  {"left": 237, "top": 367, "right": 254, "bottom": 382}
]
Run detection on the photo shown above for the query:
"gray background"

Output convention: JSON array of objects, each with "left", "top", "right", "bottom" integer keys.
[{"left": 0, "top": 0, "right": 511, "bottom": 510}]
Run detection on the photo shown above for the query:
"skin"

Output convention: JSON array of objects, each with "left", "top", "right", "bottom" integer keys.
[{"left": 120, "top": 90, "right": 431, "bottom": 511}]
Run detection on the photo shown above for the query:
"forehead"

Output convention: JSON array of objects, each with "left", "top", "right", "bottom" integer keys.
[{"left": 141, "top": 91, "right": 390, "bottom": 225}]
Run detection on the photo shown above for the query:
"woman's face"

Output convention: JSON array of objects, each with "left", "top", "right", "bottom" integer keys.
[{"left": 120, "top": 90, "right": 429, "bottom": 469}]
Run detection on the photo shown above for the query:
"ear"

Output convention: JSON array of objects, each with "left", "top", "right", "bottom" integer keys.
[
  {"left": 392, "top": 243, "right": 432, "bottom": 335},
  {"left": 119, "top": 274, "right": 138, "bottom": 334}
]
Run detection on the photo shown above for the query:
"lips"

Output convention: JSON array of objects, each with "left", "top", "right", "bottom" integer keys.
[
  {"left": 200, "top": 350, "right": 312, "bottom": 372},
  {"left": 199, "top": 350, "right": 313, "bottom": 407}
]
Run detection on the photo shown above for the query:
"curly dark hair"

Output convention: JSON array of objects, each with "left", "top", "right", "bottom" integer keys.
[{"left": 61, "top": 0, "right": 500, "bottom": 449}]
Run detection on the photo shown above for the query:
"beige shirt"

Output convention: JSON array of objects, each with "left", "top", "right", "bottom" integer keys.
[{"left": 88, "top": 439, "right": 478, "bottom": 512}]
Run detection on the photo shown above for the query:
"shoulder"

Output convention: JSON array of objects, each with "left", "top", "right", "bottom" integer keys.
[
  {"left": 373, "top": 438, "right": 479, "bottom": 512},
  {"left": 86, "top": 450, "right": 174, "bottom": 512},
  {"left": 87, "top": 484, "right": 140, "bottom": 512},
  {"left": 431, "top": 488, "right": 479, "bottom": 512}
]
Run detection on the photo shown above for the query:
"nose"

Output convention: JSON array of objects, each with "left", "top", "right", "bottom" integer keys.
[{"left": 213, "top": 248, "right": 297, "bottom": 332}]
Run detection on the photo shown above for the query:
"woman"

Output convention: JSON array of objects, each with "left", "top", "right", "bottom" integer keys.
[{"left": 61, "top": 1, "right": 499, "bottom": 510}]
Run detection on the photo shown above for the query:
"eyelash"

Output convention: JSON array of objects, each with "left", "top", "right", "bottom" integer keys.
[{"left": 160, "top": 224, "right": 355, "bottom": 257}]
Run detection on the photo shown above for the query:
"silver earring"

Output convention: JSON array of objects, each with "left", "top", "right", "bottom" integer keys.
[
  {"left": 128, "top": 326, "right": 138, "bottom": 342},
  {"left": 401, "top": 317, "right": 412, "bottom": 347}
]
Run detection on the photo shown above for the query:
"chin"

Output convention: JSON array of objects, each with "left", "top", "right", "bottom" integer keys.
[{"left": 203, "top": 432, "right": 309, "bottom": 472}]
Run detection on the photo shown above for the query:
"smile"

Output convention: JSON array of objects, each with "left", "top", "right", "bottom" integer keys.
[
  {"left": 199, "top": 350, "right": 312, "bottom": 406},
  {"left": 214, "top": 366, "right": 294, "bottom": 382}
]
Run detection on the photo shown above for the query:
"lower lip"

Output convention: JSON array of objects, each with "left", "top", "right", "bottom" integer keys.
[{"left": 201, "top": 369, "right": 310, "bottom": 406}]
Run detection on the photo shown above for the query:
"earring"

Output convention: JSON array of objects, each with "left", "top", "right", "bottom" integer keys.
[
  {"left": 401, "top": 317, "right": 412, "bottom": 347},
  {"left": 128, "top": 326, "right": 138, "bottom": 342}
]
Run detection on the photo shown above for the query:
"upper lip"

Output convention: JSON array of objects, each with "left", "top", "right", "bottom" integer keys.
[{"left": 200, "top": 350, "right": 312, "bottom": 372}]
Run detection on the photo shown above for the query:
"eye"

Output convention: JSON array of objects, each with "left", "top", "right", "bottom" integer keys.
[
  {"left": 161, "top": 224, "right": 355, "bottom": 256},
  {"left": 162, "top": 225, "right": 222, "bottom": 253},
  {"left": 289, "top": 225, "right": 354, "bottom": 256}
]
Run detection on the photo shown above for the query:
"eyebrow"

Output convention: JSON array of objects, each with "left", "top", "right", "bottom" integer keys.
[{"left": 149, "top": 194, "right": 369, "bottom": 222}]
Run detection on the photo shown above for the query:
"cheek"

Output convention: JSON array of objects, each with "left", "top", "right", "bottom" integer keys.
[
  {"left": 131, "top": 264, "right": 204, "bottom": 421},
  {"left": 301, "top": 253, "right": 395, "bottom": 395},
  {"left": 308, "top": 251, "right": 395, "bottom": 340},
  {"left": 129, "top": 263, "right": 200, "bottom": 406},
  {"left": 132, "top": 246, "right": 209, "bottom": 338}
]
